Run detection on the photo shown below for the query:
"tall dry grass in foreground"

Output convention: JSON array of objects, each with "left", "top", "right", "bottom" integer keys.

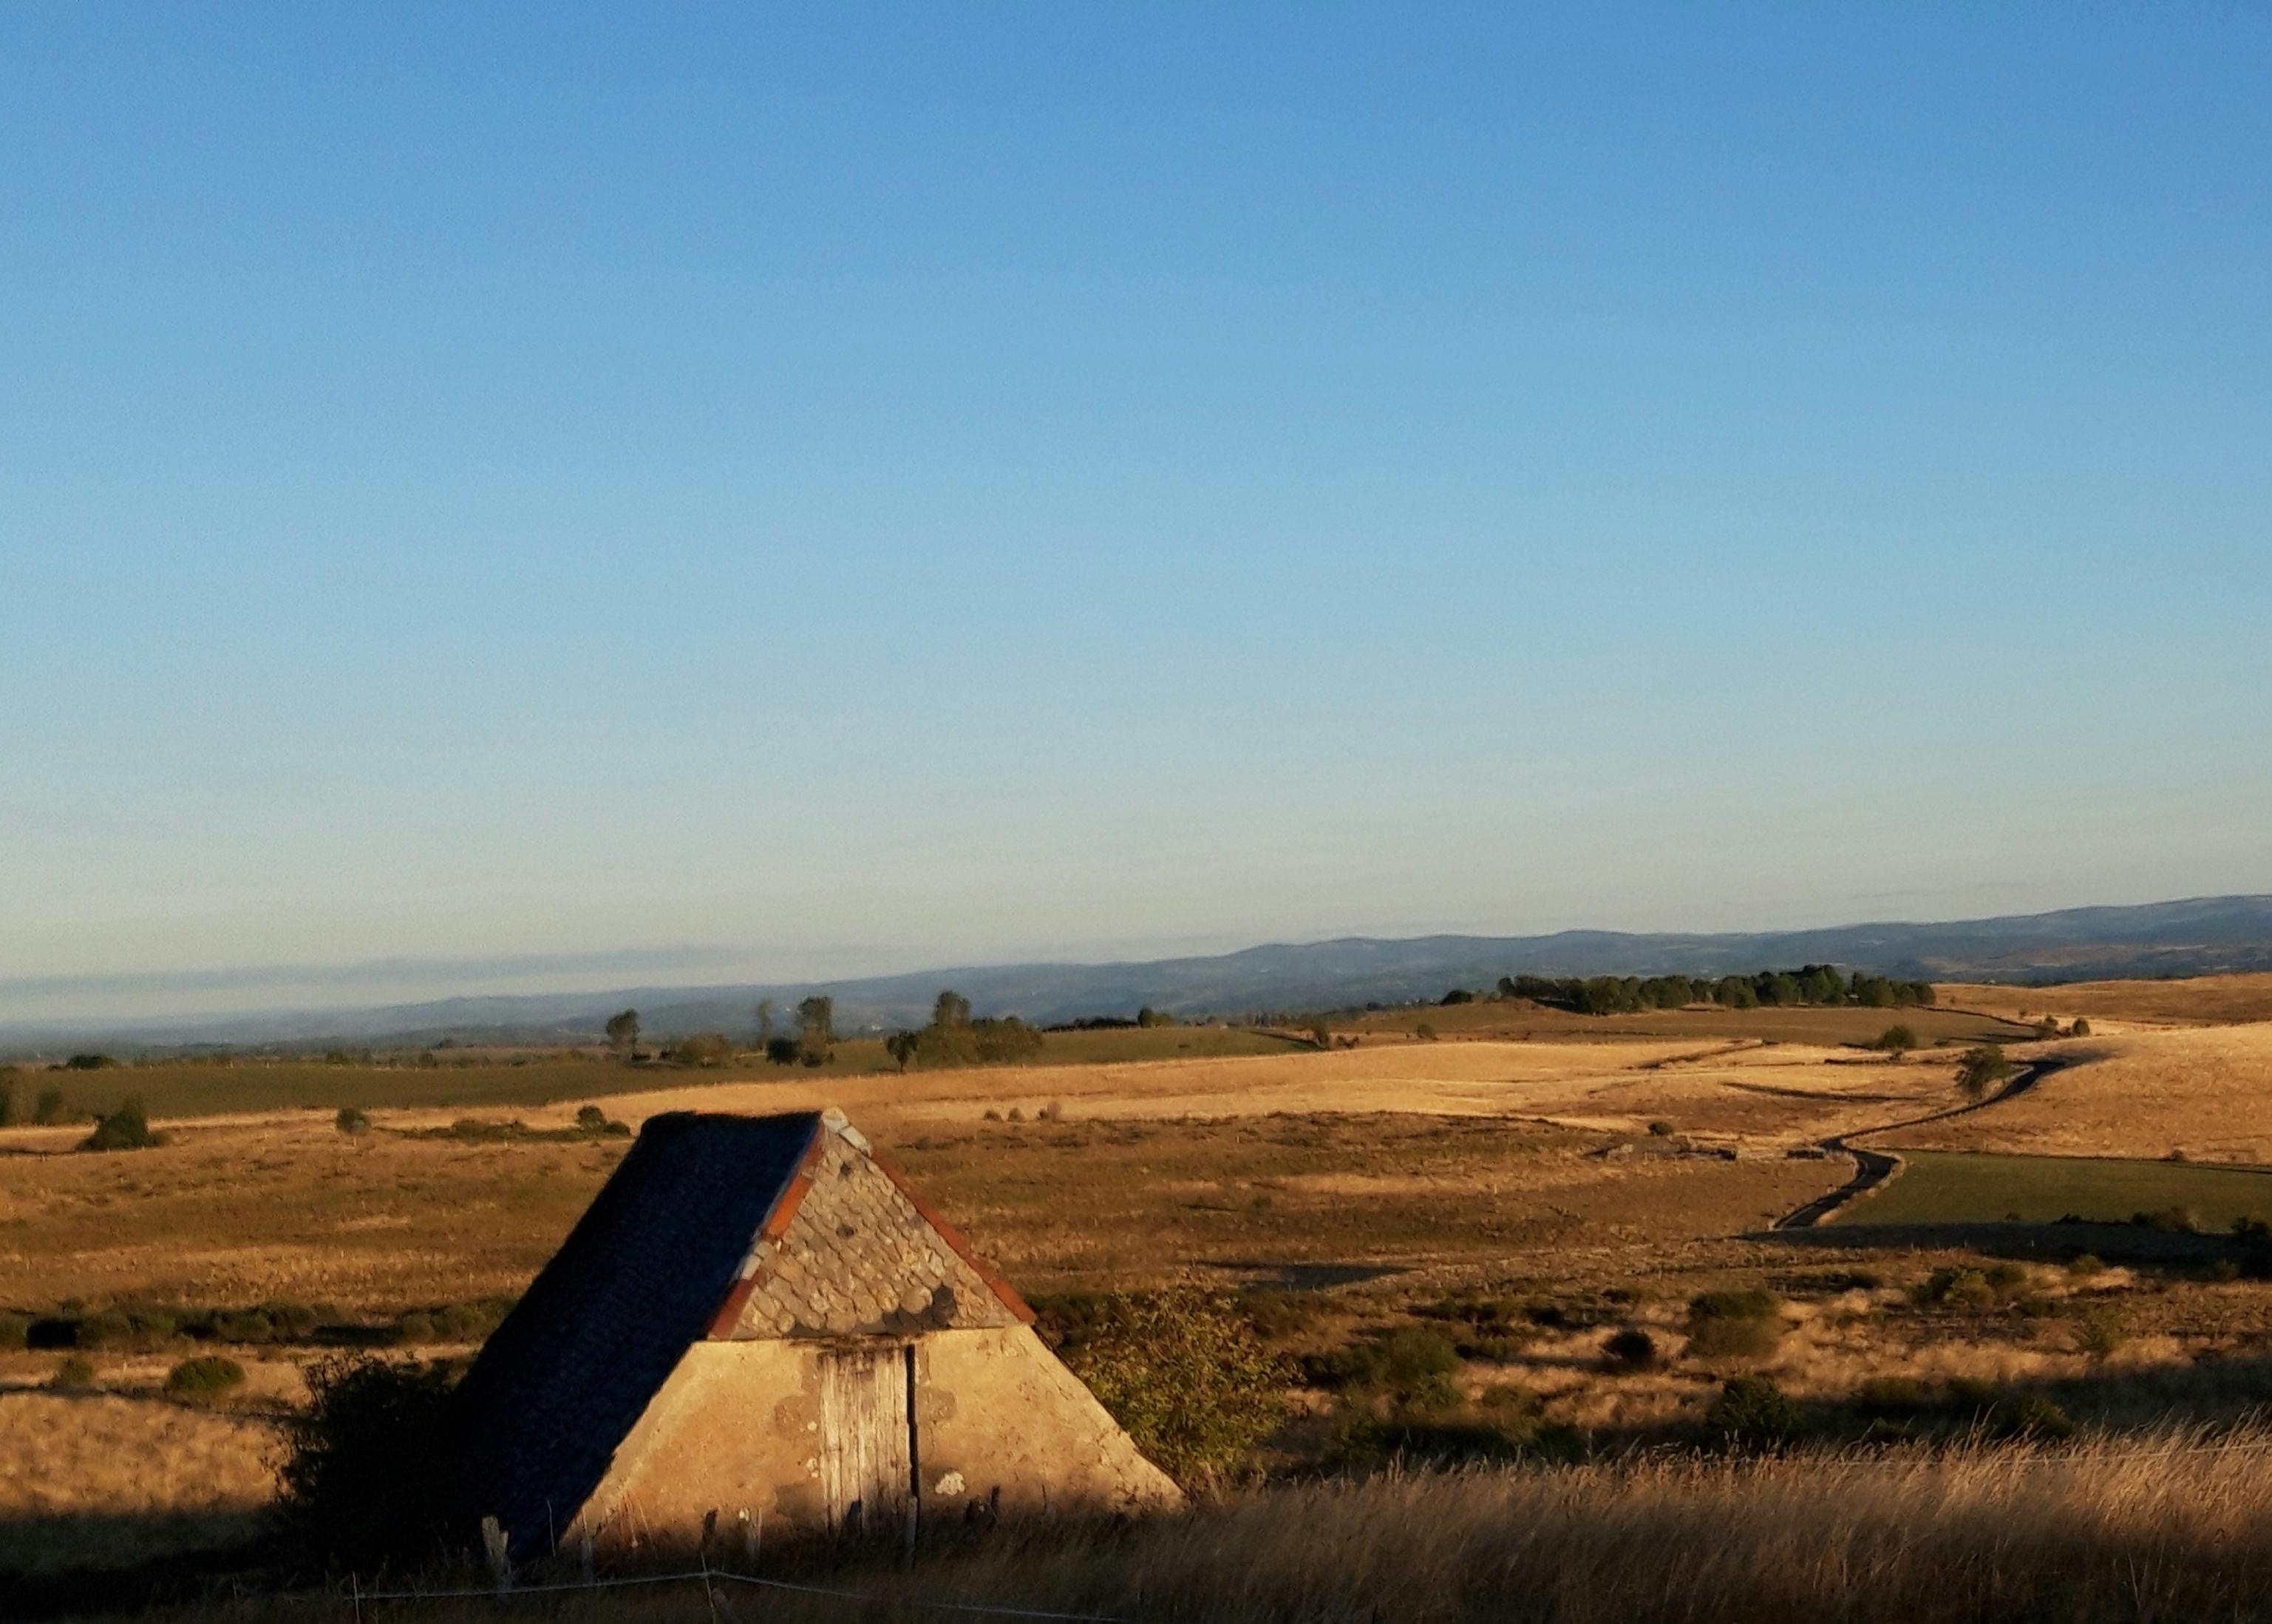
[{"left": 118, "top": 1426, "right": 2272, "bottom": 1624}]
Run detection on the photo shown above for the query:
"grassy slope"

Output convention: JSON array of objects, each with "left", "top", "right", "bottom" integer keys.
[
  {"left": 1940, "top": 972, "right": 2272, "bottom": 1027},
  {"left": 3, "top": 1026, "right": 1305, "bottom": 1121},
  {"left": 1847, "top": 1149, "right": 2272, "bottom": 1229}
]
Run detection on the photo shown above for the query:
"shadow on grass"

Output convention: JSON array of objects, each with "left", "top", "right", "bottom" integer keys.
[
  {"left": 1199, "top": 1260, "right": 1407, "bottom": 1290},
  {"left": 1756, "top": 1218, "right": 2265, "bottom": 1269}
]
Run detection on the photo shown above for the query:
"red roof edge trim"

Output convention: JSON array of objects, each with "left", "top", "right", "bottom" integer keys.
[{"left": 702, "top": 1117, "right": 825, "bottom": 1339}]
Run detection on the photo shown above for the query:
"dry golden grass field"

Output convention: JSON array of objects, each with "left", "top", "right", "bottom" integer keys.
[
  {"left": 10, "top": 980, "right": 2272, "bottom": 1606},
  {"left": 1886, "top": 1023, "right": 2272, "bottom": 1161},
  {"left": 0, "top": 1391, "right": 276, "bottom": 1574},
  {"left": 87, "top": 1427, "right": 2272, "bottom": 1624},
  {"left": 1939, "top": 972, "right": 2272, "bottom": 1029}
]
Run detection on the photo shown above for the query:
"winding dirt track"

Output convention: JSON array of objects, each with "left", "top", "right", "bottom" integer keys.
[{"left": 1773, "top": 1059, "right": 2059, "bottom": 1229}]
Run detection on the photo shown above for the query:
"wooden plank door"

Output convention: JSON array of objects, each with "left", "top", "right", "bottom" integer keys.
[{"left": 818, "top": 1343, "right": 916, "bottom": 1541}]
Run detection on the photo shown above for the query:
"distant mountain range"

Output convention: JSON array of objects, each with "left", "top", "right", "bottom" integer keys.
[{"left": 8, "top": 894, "right": 2272, "bottom": 1054}]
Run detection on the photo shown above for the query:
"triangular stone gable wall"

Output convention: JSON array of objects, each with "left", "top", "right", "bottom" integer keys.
[{"left": 724, "top": 1124, "right": 1017, "bottom": 1339}]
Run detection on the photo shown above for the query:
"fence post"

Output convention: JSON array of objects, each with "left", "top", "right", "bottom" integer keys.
[{"left": 481, "top": 1515, "right": 512, "bottom": 1594}]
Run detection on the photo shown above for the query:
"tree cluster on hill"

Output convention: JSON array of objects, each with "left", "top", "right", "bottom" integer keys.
[
  {"left": 1493, "top": 966, "right": 1936, "bottom": 1016},
  {"left": 885, "top": 990, "right": 1045, "bottom": 1072},
  {"left": 761, "top": 995, "right": 839, "bottom": 1067}
]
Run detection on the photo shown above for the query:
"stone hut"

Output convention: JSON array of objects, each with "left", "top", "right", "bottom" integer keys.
[{"left": 456, "top": 1108, "right": 1178, "bottom": 1558}]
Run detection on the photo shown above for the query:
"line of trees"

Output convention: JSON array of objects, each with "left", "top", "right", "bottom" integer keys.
[
  {"left": 885, "top": 990, "right": 1044, "bottom": 1072},
  {"left": 1494, "top": 966, "right": 1937, "bottom": 1016}
]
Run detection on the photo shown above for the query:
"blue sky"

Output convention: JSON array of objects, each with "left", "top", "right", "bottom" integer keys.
[{"left": 4, "top": 5, "right": 2269, "bottom": 1019}]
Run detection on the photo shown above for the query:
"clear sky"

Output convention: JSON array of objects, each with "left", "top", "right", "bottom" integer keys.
[{"left": 4, "top": 5, "right": 2269, "bottom": 1022}]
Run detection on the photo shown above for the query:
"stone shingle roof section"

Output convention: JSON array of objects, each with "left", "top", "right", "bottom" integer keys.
[
  {"left": 719, "top": 1127, "right": 1018, "bottom": 1338},
  {"left": 455, "top": 1110, "right": 821, "bottom": 1555}
]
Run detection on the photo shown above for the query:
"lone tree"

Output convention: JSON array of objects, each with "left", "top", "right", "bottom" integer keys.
[
  {"left": 795, "top": 996, "right": 835, "bottom": 1067},
  {"left": 885, "top": 1030, "right": 919, "bottom": 1073},
  {"left": 1956, "top": 1044, "right": 2015, "bottom": 1101},
  {"left": 604, "top": 1009, "right": 640, "bottom": 1058}
]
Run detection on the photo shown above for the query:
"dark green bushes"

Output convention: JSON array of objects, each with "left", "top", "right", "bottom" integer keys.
[
  {"left": 166, "top": 1355, "right": 246, "bottom": 1398},
  {"left": 1036, "top": 1290, "right": 1288, "bottom": 1487},
  {"left": 1685, "top": 1290, "right": 1783, "bottom": 1359},
  {"left": 1703, "top": 1376, "right": 1804, "bottom": 1449},
  {"left": 277, "top": 1356, "right": 471, "bottom": 1569},
  {"left": 81, "top": 1095, "right": 163, "bottom": 1151}
]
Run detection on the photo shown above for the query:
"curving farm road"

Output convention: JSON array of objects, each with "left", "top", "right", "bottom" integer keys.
[{"left": 1772, "top": 1057, "right": 2060, "bottom": 1229}]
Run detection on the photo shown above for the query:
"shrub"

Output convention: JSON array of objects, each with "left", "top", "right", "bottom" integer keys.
[
  {"left": 1703, "top": 1376, "right": 1803, "bottom": 1449},
  {"left": 2069, "top": 1018, "right": 2092, "bottom": 1037},
  {"left": 64, "top": 1053, "right": 117, "bottom": 1070},
  {"left": 126, "top": 1305, "right": 178, "bottom": 1338},
  {"left": 1685, "top": 1289, "right": 1783, "bottom": 1359},
  {"left": 81, "top": 1095, "right": 163, "bottom": 1152},
  {"left": 277, "top": 1356, "right": 469, "bottom": 1569},
  {"left": 1956, "top": 1045, "right": 2015, "bottom": 1101},
  {"left": 216, "top": 1310, "right": 276, "bottom": 1345},
  {"left": 0, "top": 1311, "right": 30, "bottom": 1350},
  {"left": 1044, "top": 1291, "right": 1288, "bottom": 1488},
  {"left": 33, "top": 1087, "right": 68, "bottom": 1126},
  {"left": 2072, "top": 1310, "right": 2126, "bottom": 1360},
  {"left": 435, "top": 1302, "right": 497, "bottom": 1340},
  {"left": 1646, "top": 1120, "right": 1676, "bottom": 1138},
  {"left": 334, "top": 1107, "right": 371, "bottom": 1137},
  {"left": 1914, "top": 1268, "right": 1998, "bottom": 1311},
  {"left": 1995, "top": 1393, "right": 2075, "bottom": 1440},
  {"left": 166, "top": 1356, "right": 246, "bottom": 1398},
  {"left": 394, "top": 1311, "right": 438, "bottom": 1345},
  {"left": 75, "top": 1309, "right": 134, "bottom": 1349},
  {"left": 263, "top": 1301, "right": 323, "bottom": 1340},
  {"left": 1603, "top": 1328, "right": 1659, "bottom": 1370},
  {"left": 575, "top": 1104, "right": 619, "bottom": 1135},
  {"left": 665, "top": 1031, "right": 734, "bottom": 1067},
  {"left": 2132, "top": 1206, "right": 2200, "bottom": 1234},
  {"left": 1686, "top": 1316, "right": 1783, "bottom": 1360},
  {"left": 2066, "top": 1252, "right": 2106, "bottom": 1277},
  {"left": 50, "top": 1355, "right": 96, "bottom": 1389},
  {"left": 1415, "top": 1023, "right": 1438, "bottom": 1042},
  {"left": 1873, "top": 1025, "right": 1919, "bottom": 1053}
]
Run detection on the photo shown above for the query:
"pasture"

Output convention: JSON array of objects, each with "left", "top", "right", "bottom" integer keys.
[{"left": 1843, "top": 1149, "right": 2272, "bottom": 1231}]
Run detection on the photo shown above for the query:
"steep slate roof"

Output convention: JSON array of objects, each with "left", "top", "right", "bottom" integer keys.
[{"left": 455, "top": 1110, "right": 823, "bottom": 1554}]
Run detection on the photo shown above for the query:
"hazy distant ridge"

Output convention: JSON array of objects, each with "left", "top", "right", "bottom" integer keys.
[{"left": 9, "top": 894, "right": 2271, "bottom": 1052}]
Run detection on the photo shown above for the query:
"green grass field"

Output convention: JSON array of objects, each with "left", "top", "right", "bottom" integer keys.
[
  {"left": 1846, "top": 1149, "right": 2272, "bottom": 1230},
  {"left": 2, "top": 1025, "right": 1307, "bottom": 1121}
]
